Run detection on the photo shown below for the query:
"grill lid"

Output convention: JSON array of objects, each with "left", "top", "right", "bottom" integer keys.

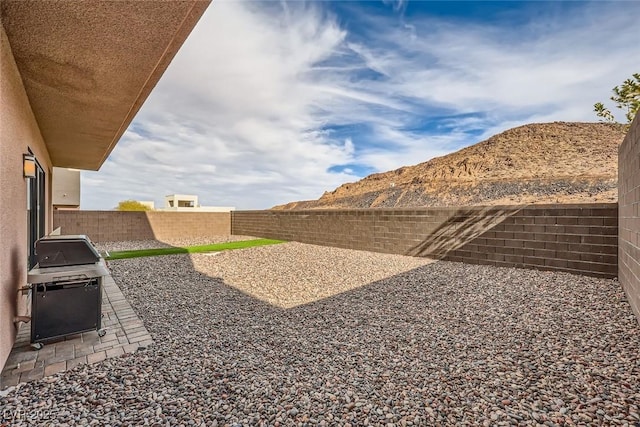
[
  {"left": 35, "top": 235, "right": 101, "bottom": 267},
  {"left": 28, "top": 259, "right": 110, "bottom": 284}
]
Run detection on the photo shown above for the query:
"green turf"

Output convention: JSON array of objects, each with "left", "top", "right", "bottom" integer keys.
[{"left": 104, "top": 239, "right": 285, "bottom": 260}]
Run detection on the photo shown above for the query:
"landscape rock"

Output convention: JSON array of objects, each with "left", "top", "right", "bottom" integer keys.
[{"left": 1, "top": 242, "right": 639, "bottom": 426}]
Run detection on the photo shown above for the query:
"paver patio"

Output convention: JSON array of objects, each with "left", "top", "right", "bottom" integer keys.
[{"left": 0, "top": 275, "right": 153, "bottom": 390}]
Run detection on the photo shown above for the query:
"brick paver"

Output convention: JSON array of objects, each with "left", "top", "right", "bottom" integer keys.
[
  {"left": 0, "top": 275, "right": 153, "bottom": 390},
  {"left": 86, "top": 351, "right": 107, "bottom": 365},
  {"left": 44, "top": 361, "right": 66, "bottom": 376}
]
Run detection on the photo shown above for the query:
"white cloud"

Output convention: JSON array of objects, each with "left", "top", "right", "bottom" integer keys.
[{"left": 82, "top": 1, "right": 640, "bottom": 210}]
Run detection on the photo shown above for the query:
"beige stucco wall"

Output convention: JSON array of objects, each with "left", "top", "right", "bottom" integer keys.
[{"left": 0, "top": 23, "right": 52, "bottom": 370}]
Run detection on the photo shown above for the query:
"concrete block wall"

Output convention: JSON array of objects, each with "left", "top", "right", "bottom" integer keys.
[
  {"left": 54, "top": 210, "right": 230, "bottom": 242},
  {"left": 618, "top": 113, "right": 640, "bottom": 320},
  {"left": 233, "top": 204, "right": 618, "bottom": 278},
  {"left": 53, "top": 202, "right": 620, "bottom": 279}
]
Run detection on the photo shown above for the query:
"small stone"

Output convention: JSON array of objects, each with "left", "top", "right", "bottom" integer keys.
[{"left": 1, "top": 243, "right": 637, "bottom": 427}]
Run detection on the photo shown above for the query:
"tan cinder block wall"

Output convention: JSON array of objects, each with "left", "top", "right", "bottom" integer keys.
[
  {"left": 232, "top": 203, "right": 618, "bottom": 278},
  {"left": 618, "top": 112, "right": 640, "bottom": 321},
  {"left": 0, "top": 24, "right": 53, "bottom": 370},
  {"left": 54, "top": 211, "right": 231, "bottom": 242}
]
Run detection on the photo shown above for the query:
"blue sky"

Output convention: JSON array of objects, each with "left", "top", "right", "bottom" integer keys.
[{"left": 81, "top": 0, "right": 639, "bottom": 210}]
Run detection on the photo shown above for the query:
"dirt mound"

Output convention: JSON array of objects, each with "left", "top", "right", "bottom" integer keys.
[{"left": 274, "top": 122, "right": 625, "bottom": 210}]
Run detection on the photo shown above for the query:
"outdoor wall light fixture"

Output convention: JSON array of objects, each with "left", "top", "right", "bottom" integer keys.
[{"left": 23, "top": 153, "right": 36, "bottom": 178}]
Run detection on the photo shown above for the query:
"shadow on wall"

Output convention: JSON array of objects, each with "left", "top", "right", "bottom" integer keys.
[
  {"left": 231, "top": 204, "right": 618, "bottom": 278},
  {"left": 405, "top": 205, "right": 618, "bottom": 278},
  {"left": 1, "top": 248, "right": 24, "bottom": 368},
  {"left": 8, "top": 248, "right": 23, "bottom": 331},
  {"left": 408, "top": 206, "right": 521, "bottom": 258},
  {"left": 53, "top": 211, "right": 232, "bottom": 243}
]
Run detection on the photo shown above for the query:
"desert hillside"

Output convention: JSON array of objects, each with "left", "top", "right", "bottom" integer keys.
[{"left": 274, "top": 122, "right": 626, "bottom": 210}]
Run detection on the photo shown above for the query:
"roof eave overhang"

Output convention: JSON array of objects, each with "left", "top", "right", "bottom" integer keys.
[{"left": 0, "top": 0, "right": 211, "bottom": 170}]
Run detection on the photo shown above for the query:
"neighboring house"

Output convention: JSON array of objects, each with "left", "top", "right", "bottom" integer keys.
[
  {"left": 159, "top": 194, "right": 235, "bottom": 212},
  {"left": 165, "top": 194, "right": 199, "bottom": 209},
  {"left": 52, "top": 167, "right": 81, "bottom": 210},
  {"left": 0, "top": 1, "right": 210, "bottom": 371}
]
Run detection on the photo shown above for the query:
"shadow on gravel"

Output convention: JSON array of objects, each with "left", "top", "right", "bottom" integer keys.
[
  {"left": 102, "top": 250, "right": 640, "bottom": 425},
  {"left": 6, "top": 245, "right": 638, "bottom": 426}
]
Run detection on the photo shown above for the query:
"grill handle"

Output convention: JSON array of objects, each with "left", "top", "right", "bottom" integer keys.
[
  {"left": 46, "top": 274, "right": 92, "bottom": 283},
  {"left": 37, "top": 278, "right": 97, "bottom": 295}
]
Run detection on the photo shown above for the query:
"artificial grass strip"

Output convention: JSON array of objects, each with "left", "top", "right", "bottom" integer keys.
[{"left": 105, "top": 239, "right": 285, "bottom": 260}]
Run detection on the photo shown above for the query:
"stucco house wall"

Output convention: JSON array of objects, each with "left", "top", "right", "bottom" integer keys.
[
  {"left": 0, "top": 23, "right": 53, "bottom": 369},
  {"left": 0, "top": 1, "right": 211, "bottom": 373}
]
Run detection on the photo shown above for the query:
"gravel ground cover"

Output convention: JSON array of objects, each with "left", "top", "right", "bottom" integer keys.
[
  {"left": 2, "top": 242, "right": 640, "bottom": 426},
  {"left": 190, "top": 242, "right": 432, "bottom": 308}
]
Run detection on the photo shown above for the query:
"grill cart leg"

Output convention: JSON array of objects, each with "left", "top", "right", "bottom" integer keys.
[
  {"left": 14, "top": 310, "right": 42, "bottom": 351},
  {"left": 98, "top": 328, "right": 106, "bottom": 337}
]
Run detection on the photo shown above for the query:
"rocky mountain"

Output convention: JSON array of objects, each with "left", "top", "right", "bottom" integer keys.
[{"left": 273, "top": 122, "right": 626, "bottom": 210}]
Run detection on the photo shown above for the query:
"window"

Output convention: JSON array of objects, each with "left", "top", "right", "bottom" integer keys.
[{"left": 27, "top": 155, "right": 45, "bottom": 268}]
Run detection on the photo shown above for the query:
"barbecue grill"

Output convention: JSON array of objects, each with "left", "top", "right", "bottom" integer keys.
[{"left": 27, "top": 235, "right": 109, "bottom": 349}]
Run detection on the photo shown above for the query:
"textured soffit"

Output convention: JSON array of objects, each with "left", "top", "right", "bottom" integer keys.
[{"left": 0, "top": 0, "right": 210, "bottom": 170}]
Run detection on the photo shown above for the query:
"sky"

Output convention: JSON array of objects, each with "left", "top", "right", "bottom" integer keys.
[{"left": 81, "top": 0, "right": 640, "bottom": 210}]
